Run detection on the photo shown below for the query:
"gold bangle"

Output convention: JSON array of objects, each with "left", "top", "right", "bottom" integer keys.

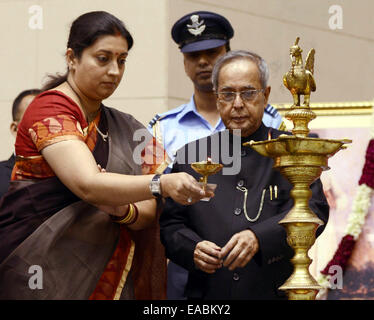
[
  {"left": 114, "top": 204, "right": 134, "bottom": 224},
  {"left": 125, "top": 203, "right": 139, "bottom": 225}
]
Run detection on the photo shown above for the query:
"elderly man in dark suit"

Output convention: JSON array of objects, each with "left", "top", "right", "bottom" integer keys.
[
  {"left": 159, "top": 50, "right": 329, "bottom": 300},
  {"left": 0, "top": 89, "right": 41, "bottom": 198}
]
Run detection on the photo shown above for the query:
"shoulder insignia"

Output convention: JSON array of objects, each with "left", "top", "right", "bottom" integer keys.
[
  {"left": 160, "top": 104, "right": 188, "bottom": 119},
  {"left": 147, "top": 114, "right": 165, "bottom": 145},
  {"left": 148, "top": 114, "right": 161, "bottom": 128},
  {"left": 148, "top": 103, "right": 189, "bottom": 144},
  {"left": 264, "top": 104, "right": 279, "bottom": 118}
]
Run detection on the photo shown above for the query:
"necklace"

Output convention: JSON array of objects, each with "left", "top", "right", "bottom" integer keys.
[
  {"left": 66, "top": 80, "right": 108, "bottom": 142},
  {"left": 94, "top": 123, "right": 108, "bottom": 142},
  {"left": 66, "top": 80, "right": 100, "bottom": 123}
]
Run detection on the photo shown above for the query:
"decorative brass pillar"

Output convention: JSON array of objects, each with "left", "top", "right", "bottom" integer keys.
[{"left": 244, "top": 37, "right": 351, "bottom": 300}]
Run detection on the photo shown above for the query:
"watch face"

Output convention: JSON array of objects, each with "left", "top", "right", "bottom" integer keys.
[
  {"left": 151, "top": 180, "right": 161, "bottom": 194},
  {"left": 150, "top": 174, "right": 162, "bottom": 197}
]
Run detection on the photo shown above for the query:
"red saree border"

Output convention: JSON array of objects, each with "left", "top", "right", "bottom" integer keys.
[{"left": 89, "top": 227, "right": 134, "bottom": 300}]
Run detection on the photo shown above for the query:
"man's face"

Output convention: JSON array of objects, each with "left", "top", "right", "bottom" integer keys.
[
  {"left": 10, "top": 94, "right": 37, "bottom": 137},
  {"left": 183, "top": 45, "right": 227, "bottom": 92},
  {"left": 216, "top": 58, "right": 270, "bottom": 137},
  {"left": 17, "top": 94, "right": 36, "bottom": 121}
]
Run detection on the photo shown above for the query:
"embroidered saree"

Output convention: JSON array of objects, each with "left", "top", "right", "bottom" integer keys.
[{"left": 0, "top": 91, "right": 167, "bottom": 299}]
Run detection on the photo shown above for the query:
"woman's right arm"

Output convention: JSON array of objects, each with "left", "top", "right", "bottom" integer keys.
[{"left": 41, "top": 139, "right": 208, "bottom": 206}]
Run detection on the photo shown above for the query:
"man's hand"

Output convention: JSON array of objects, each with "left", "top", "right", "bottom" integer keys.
[
  {"left": 194, "top": 240, "right": 223, "bottom": 274},
  {"left": 220, "top": 230, "right": 259, "bottom": 271}
]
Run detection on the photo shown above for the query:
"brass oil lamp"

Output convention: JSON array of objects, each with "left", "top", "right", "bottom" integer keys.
[
  {"left": 244, "top": 37, "right": 351, "bottom": 300},
  {"left": 191, "top": 157, "right": 223, "bottom": 190}
]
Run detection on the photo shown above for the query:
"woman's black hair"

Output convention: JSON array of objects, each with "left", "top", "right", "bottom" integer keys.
[{"left": 42, "top": 11, "right": 133, "bottom": 91}]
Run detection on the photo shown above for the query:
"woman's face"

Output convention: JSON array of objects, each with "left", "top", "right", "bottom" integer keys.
[{"left": 70, "top": 34, "right": 129, "bottom": 101}]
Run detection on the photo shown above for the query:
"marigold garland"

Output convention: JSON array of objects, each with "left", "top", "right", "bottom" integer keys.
[{"left": 317, "top": 123, "right": 374, "bottom": 293}]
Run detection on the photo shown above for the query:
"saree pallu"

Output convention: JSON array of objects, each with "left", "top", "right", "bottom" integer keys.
[{"left": 0, "top": 107, "right": 167, "bottom": 299}]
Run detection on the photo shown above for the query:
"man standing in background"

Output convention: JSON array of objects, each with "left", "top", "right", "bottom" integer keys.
[{"left": 0, "top": 89, "right": 41, "bottom": 198}]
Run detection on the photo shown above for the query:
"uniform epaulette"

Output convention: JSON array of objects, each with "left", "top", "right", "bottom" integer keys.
[
  {"left": 149, "top": 103, "right": 188, "bottom": 128},
  {"left": 264, "top": 104, "right": 279, "bottom": 118},
  {"left": 152, "top": 104, "right": 187, "bottom": 123},
  {"left": 148, "top": 114, "right": 167, "bottom": 145},
  {"left": 148, "top": 114, "right": 162, "bottom": 128}
]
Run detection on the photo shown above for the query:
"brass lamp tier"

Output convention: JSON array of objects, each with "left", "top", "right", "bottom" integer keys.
[{"left": 243, "top": 37, "right": 351, "bottom": 300}]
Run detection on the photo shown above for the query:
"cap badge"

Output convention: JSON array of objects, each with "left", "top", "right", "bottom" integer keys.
[{"left": 187, "top": 15, "right": 206, "bottom": 36}]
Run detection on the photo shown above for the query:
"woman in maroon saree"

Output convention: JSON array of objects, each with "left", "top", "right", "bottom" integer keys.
[{"left": 0, "top": 11, "right": 211, "bottom": 300}]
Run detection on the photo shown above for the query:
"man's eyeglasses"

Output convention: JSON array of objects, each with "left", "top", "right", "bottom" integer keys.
[{"left": 216, "top": 89, "right": 265, "bottom": 103}]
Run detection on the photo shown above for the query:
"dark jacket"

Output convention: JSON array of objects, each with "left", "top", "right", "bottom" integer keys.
[
  {"left": 160, "top": 124, "right": 329, "bottom": 300},
  {"left": 0, "top": 154, "right": 15, "bottom": 199}
]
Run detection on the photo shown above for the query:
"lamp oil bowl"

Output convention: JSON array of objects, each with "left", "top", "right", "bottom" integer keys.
[
  {"left": 191, "top": 158, "right": 223, "bottom": 188},
  {"left": 244, "top": 37, "right": 351, "bottom": 300}
]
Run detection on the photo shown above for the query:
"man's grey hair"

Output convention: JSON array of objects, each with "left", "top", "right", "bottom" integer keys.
[{"left": 212, "top": 50, "right": 269, "bottom": 91}]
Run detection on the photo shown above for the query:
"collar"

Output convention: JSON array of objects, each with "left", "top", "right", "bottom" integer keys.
[
  {"left": 176, "top": 95, "right": 200, "bottom": 122},
  {"left": 243, "top": 123, "right": 269, "bottom": 143},
  {"left": 176, "top": 95, "right": 224, "bottom": 131},
  {"left": 227, "top": 123, "right": 269, "bottom": 145}
]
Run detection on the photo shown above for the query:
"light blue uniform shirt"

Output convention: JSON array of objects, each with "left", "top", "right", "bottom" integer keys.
[{"left": 148, "top": 95, "right": 283, "bottom": 164}]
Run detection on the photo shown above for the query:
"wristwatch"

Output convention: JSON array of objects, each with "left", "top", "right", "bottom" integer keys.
[{"left": 149, "top": 174, "right": 162, "bottom": 199}]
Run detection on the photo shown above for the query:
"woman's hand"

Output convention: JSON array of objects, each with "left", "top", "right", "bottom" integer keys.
[{"left": 160, "top": 172, "right": 214, "bottom": 205}]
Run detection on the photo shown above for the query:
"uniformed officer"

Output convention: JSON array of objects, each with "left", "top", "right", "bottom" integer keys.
[
  {"left": 148, "top": 11, "right": 285, "bottom": 166},
  {"left": 159, "top": 50, "right": 329, "bottom": 300}
]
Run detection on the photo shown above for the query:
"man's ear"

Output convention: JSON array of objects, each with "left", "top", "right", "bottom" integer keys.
[
  {"left": 10, "top": 121, "right": 18, "bottom": 138},
  {"left": 216, "top": 97, "right": 222, "bottom": 111},
  {"left": 263, "top": 86, "right": 271, "bottom": 106}
]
